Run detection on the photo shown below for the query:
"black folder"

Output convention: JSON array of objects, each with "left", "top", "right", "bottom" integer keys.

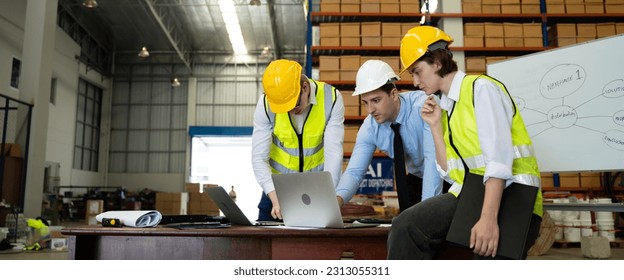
[{"left": 445, "top": 172, "right": 538, "bottom": 259}]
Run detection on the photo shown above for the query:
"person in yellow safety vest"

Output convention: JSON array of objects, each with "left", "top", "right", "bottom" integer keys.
[
  {"left": 387, "top": 26, "right": 543, "bottom": 259},
  {"left": 251, "top": 59, "right": 345, "bottom": 222}
]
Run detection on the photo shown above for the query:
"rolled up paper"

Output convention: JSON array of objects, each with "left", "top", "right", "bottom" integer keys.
[{"left": 96, "top": 210, "right": 162, "bottom": 227}]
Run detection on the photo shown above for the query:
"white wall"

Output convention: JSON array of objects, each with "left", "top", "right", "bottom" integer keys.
[{"left": 0, "top": 1, "right": 111, "bottom": 214}]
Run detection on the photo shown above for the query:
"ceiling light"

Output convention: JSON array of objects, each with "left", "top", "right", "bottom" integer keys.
[
  {"left": 249, "top": 0, "right": 261, "bottom": 6},
  {"left": 219, "top": 0, "right": 248, "bottom": 55},
  {"left": 171, "top": 78, "right": 181, "bottom": 87},
  {"left": 82, "top": 0, "right": 98, "bottom": 8},
  {"left": 138, "top": 46, "right": 150, "bottom": 58},
  {"left": 261, "top": 46, "right": 271, "bottom": 58}
]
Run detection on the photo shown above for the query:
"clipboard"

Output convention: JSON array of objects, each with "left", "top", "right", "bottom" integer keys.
[{"left": 445, "top": 172, "right": 538, "bottom": 259}]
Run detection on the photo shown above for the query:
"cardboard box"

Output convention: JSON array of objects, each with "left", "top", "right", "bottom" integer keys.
[
  {"left": 552, "top": 23, "right": 577, "bottom": 37},
  {"left": 580, "top": 172, "right": 602, "bottom": 189},
  {"left": 340, "top": 37, "right": 360, "bottom": 46},
  {"left": 464, "top": 35, "right": 485, "bottom": 47},
  {"left": 402, "top": 23, "right": 420, "bottom": 35},
  {"left": 465, "top": 56, "right": 487, "bottom": 72},
  {"left": 320, "top": 71, "right": 340, "bottom": 81},
  {"left": 504, "top": 37, "right": 524, "bottom": 47},
  {"left": 382, "top": 36, "right": 402, "bottom": 47},
  {"left": 187, "top": 191, "right": 219, "bottom": 216},
  {"left": 558, "top": 172, "right": 580, "bottom": 188},
  {"left": 503, "top": 22, "right": 523, "bottom": 37},
  {"left": 155, "top": 192, "right": 189, "bottom": 215},
  {"left": 345, "top": 105, "right": 360, "bottom": 116},
  {"left": 546, "top": 3, "right": 565, "bottom": 13},
  {"left": 617, "top": 23, "right": 624, "bottom": 34},
  {"left": 596, "top": 23, "right": 616, "bottom": 38},
  {"left": 342, "top": 92, "right": 360, "bottom": 106},
  {"left": 463, "top": 2, "right": 482, "bottom": 13},
  {"left": 400, "top": 3, "right": 420, "bottom": 13},
  {"left": 321, "top": 37, "right": 340, "bottom": 46},
  {"left": 344, "top": 125, "right": 359, "bottom": 143},
  {"left": 486, "top": 56, "right": 507, "bottom": 65},
  {"left": 340, "top": 23, "right": 360, "bottom": 37},
  {"left": 379, "top": 56, "right": 400, "bottom": 71},
  {"left": 541, "top": 173, "right": 554, "bottom": 189},
  {"left": 585, "top": 3, "right": 604, "bottom": 13},
  {"left": 361, "top": 36, "right": 381, "bottom": 46},
  {"left": 482, "top": 4, "right": 501, "bottom": 13},
  {"left": 319, "top": 56, "right": 340, "bottom": 71},
  {"left": 340, "top": 70, "right": 357, "bottom": 81},
  {"left": 319, "top": 23, "right": 339, "bottom": 37},
  {"left": 523, "top": 23, "right": 542, "bottom": 37},
  {"left": 340, "top": 55, "right": 360, "bottom": 70},
  {"left": 501, "top": 3, "right": 521, "bottom": 13},
  {"left": 360, "top": 3, "right": 380, "bottom": 13},
  {"left": 361, "top": 22, "right": 381, "bottom": 37},
  {"left": 382, "top": 23, "right": 402, "bottom": 36},
  {"left": 380, "top": 3, "right": 399, "bottom": 13},
  {"left": 320, "top": 3, "right": 340, "bottom": 12},
  {"left": 485, "top": 22, "right": 504, "bottom": 37},
  {"left": 565, "top": 4, "right": 584, "bottom": 13},
  {"left": 521, "top": 3, "right": 540, "bottom": 13},
  {"left": 485, "top": 37, "right": 505, "bottom": 47},
  {"left": 576, "top": 36, "right": 595, "bottom": 43},
  {"left": 554, "top": 37, "right": 577, "bottom": 47},
  {"left": 577, "top": 23, "right": 597, "bottom": 38},
  {"left": 343, "top": 142, "right": 355, "bottom": 153},
  {"left": 524, "top": 37, "right": 543, "bottom": 47},
  {"left": 464, "top": 23, "right": 485, "bottom": 36},
  {"left": 341, "top": 3, "right": 360, "bottom": 12},
  {"left": 605, "top": 4, "right": 624, "bottom": 13}
]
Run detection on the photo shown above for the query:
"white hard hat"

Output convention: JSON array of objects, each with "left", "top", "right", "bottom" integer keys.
[{"left": 353, "top": 60, "right": 400, "bottom": 96}]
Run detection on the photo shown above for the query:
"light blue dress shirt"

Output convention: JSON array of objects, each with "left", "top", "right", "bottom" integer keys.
[{"left": 336, "top": 90, "right": 442, "bottom": 203}]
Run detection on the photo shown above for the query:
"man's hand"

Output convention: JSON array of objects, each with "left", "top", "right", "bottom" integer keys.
[
  {"left": 336, "top": 196, "right": 344, "bottom": 206},
  {"left": 268, "top": 191, "right": 283, "bottom": 220}
]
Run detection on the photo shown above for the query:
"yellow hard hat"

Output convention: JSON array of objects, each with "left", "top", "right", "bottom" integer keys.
[
  {"left": 399, "top": 26, "right": 453, "bottom": 75},
  {"left": 262, "top": 59, "right": 303, "bottom": 113}
]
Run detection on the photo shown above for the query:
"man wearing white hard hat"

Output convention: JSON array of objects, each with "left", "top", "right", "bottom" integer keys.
[{"left": 335, "top": 60, "right": 447, "bottom": 212}]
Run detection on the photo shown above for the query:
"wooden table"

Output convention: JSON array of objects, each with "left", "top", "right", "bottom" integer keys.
[{"left": 61, "top": 225, "right": 389, "bottom": 260}]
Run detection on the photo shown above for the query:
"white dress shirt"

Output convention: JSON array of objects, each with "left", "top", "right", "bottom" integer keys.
[
  {"left": 437, "top": 71, "right": 516, "bottom": 193},
  {"left": 251, "top": 81, "right": 345, "bottom": 195}
]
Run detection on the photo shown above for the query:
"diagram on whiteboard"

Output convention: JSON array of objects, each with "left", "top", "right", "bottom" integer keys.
[
  {"left": 516, "top": 63, "right": 624, "bottom": 151},
  {"left": 488, "top": 34, "right": 624, "bottom": 172}
]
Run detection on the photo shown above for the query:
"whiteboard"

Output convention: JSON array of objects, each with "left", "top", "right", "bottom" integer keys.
[{"left": 487, "top": 34, "right": 624, "bottom": 172}]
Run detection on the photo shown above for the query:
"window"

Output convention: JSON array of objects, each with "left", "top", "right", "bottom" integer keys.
[
  {"left": 50, "top": 77, "right": 57, "bottom": 105},
  {"left": 10, "top": 57, "right": 21, "bottom": 89},
  {"left": 189, "top": 127, "right": 260, "bottom": 220},
  {"left": 73, "top": 78, "right": 102, "bottom": 171}
]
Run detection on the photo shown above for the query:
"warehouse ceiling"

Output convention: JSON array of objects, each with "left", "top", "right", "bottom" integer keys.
[{"left": 57, "top": 0, "right": 308, "bottom": 74}]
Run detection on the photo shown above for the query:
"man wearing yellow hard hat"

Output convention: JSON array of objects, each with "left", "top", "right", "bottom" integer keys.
[
  {"left": 251, "top": 59, "right": 345, "bottom": 222},
  {"left": 387, "top": 26, "right": 542, "bottom": 260}
]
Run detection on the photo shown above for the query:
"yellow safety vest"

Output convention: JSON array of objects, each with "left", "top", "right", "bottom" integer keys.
[
  {"left": 442, "top": 74, "right": 543, "bottom": 217},
  {"left": 265, "top": 79, "right": 337, "bottom": 174}
]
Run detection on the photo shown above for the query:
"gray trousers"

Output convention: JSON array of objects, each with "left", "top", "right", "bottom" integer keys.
[{"left": 387, "top": 193, "right": 542, "bottom": 260}]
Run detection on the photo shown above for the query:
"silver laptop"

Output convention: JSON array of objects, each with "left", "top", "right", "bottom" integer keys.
[
  {"left": 272, "top": 171, "right": 378, "bottom": 229},
  {"left": 205, "top": 186, "right": 282, "bottom": 226}
]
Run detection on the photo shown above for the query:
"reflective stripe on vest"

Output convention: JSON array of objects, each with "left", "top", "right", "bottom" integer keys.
[
  {"left": 265, "top": 80, "right": 336, "bottom": 174},
  {"left": 443, "top": 74, "right": 543, "bottom": 217}
]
